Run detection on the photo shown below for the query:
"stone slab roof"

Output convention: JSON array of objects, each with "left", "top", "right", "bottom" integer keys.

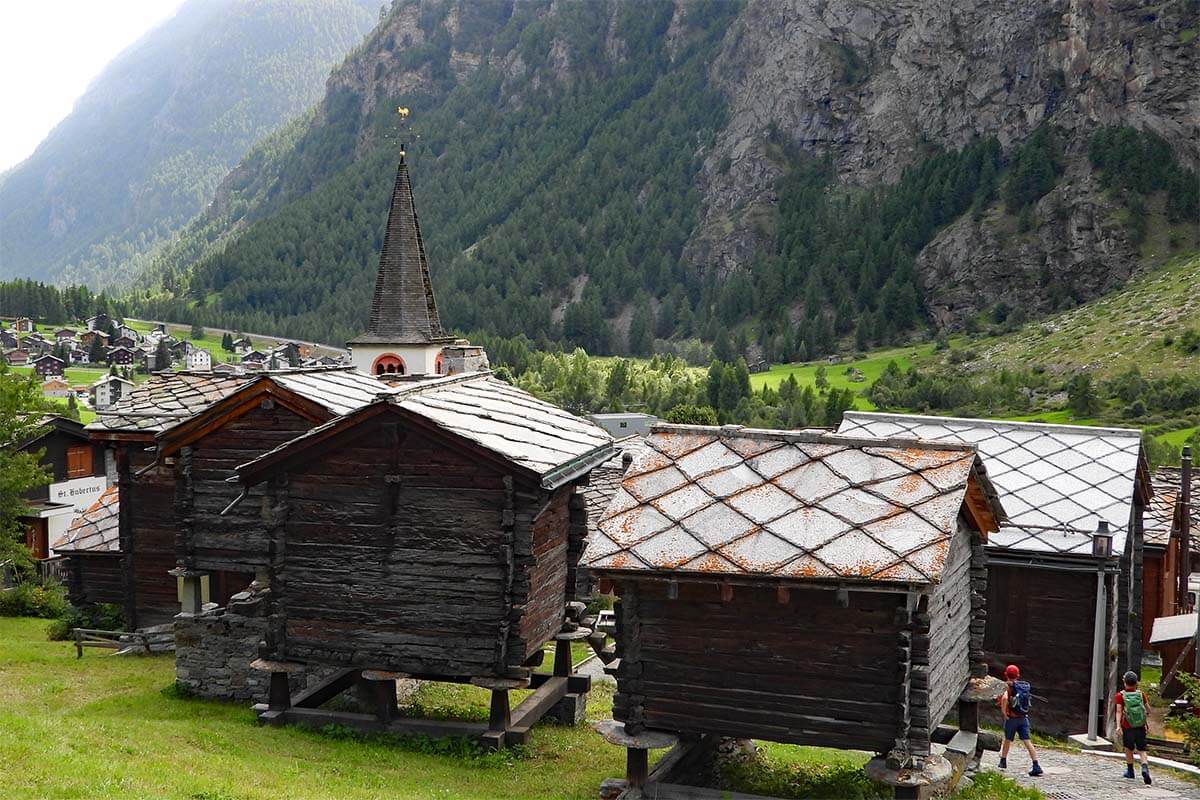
[
  {"left": 582, "top": 425, "right": 1000, "bottom": 585},
  {"left": 53, "top": 487, "right": 119, "bottom": 553},
  {"left": 86, "top": 372, "right": 245, "bottom": 435},
  {"left": 238, "top": 373, "right": 614, "bottom": 490},
  {"left": 1145, "top": 466, "right": 1199, "bottom": 548},
  {"left": 264, "top": 368, "right": 391, "bottom": 416},
  {"left": 838, "top": 412, "right": 1146, "bottom": 557}
]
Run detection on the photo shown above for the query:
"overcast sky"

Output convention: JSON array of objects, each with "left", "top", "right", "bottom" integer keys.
[{"left": 0, "top": 1, "right": 185, "bottom": 172}]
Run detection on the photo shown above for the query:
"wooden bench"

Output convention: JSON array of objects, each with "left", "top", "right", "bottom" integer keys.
[{"left": 73, "top": 628, "right": 150, "bottom": 658}]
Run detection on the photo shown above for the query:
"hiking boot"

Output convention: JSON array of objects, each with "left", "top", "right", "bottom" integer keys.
[
  {"left": 1029, "top": 763, "right": 1043, "bottom": 777},
  {"left": 1123, "top": 765, "right": 1135, "bottom": 779},
  {"left": 1143, "top": 767, "right": 1152, "bottom": 785},
  {"left": 997, "top": 757, "right": 1007, "bottom": 769}
]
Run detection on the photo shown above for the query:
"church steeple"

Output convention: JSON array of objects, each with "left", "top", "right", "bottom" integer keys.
[
  {"left": 354, "top": 153, "right": 446, "bottom": 344},
  {"left": 348, "top": 113, "right": 489, "bottom": 379}
]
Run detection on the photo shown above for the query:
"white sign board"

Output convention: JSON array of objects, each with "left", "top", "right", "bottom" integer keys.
[{"left": 49, "top": 476, "right": 107, "bottom": 512}]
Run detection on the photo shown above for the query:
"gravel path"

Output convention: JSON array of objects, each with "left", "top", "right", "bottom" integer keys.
[{"left": 979, "top": 747, "right": 1200, "bottom": 799}]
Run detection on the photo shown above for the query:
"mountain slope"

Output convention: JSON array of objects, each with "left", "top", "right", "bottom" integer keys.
[
  {"left": 0, "top": 0, "right": 377, "bottom": 287},
  {"left": 131, "top": 0, "right": 1197, "bottom": 354}
]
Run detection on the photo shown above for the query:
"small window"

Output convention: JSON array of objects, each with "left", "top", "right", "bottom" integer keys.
[
  {"left": 619, "top": 422, "right": 628, "bottom": 428},
  {"left": 66, "top": 445, "right": 93, "bottom": 479}
]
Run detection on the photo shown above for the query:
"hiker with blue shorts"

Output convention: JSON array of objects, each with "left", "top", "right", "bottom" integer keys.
[{"left": 998, "top": 663, "right": 1043, "bottom": 776}]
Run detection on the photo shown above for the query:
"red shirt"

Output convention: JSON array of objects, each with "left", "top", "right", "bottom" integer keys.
[{"left": 1114, "top": 689, "right": 1147, "bottom": 729}]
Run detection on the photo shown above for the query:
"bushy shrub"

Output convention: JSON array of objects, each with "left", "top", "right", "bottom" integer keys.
[
  {"left": 1169, "top": 672, "right": 1200, "bottom": 767},
  {"left": 0, "top": 581, "right": 69, "bottom": 619},
  {"left": 45, "top": 602, "right": 125, "bottom": 641}
]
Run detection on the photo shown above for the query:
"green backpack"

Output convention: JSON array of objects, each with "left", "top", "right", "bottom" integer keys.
[{"left": 1122, "top": 690, "right": 1147, "bottom": 728}]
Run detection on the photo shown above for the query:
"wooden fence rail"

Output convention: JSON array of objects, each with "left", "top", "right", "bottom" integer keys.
[{"left": 73, "top": 628, "right": 149, "bottom": 658}]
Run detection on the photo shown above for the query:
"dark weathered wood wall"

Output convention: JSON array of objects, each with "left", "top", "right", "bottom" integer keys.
[
  {"left": 613, "top": 580, "right": 906, "bottom": 753},
  {"left": 264, "top": 415, "right": 573, "bottom": 678},
  {"left": 65, "top": 553, "right": 124, "bottom": 607},
  {"left": 123, "top": 449, "right": 183, "bottom": 627},
  {"left": 926, "top": 523, "right": 973, "bottom": 730},
  {"left": 179, "top": 403, "right": 314, "bottom": 572},
  {"left": 519, "top": 488, "right": 570, "bottom": 660},
  {"left": 984, "top": 564, "right": 1096, "bottom": 736}
]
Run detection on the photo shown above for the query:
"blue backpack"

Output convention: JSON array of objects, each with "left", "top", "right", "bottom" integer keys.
[{"left": 1010, "top": 680, "right": 1033, "bottom": 715}]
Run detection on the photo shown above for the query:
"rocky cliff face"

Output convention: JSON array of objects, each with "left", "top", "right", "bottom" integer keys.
[{"left": 686, "top": 0, "right": 1198, "bottom": 326}]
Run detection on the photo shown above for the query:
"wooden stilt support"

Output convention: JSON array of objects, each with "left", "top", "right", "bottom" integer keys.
[
  {"left": 361, "top": 670, "right": 401, "bottom": 724},
  {"left": 627, "top": 747, "right": 649, "bottom": 789},
  {"left": 488, "top": 689, "right": 511, "bottom": 733},
  {"left": 268, "top": 672, "right": 291, "bottom": 713}
]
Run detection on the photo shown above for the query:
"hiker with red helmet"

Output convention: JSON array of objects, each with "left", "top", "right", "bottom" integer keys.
[
  {"left": 997, "top": 664, "right": 1043, "bottom": 776},
  {"left": 1115, "top": 671, "right": 1152, "bottom": 784}
]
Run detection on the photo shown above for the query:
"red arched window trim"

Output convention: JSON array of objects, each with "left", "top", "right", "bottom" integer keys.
[{"left": 372, "top": 354, "right": 406, "bottom": 376}]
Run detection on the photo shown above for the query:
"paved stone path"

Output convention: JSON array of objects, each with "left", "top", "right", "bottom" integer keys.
[{"left": 979, "top": 747, "right": 1200, "bottom": 799}]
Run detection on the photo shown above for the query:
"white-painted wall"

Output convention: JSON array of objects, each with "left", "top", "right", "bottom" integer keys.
[{"left": 349, "top": 343, "right": 444, "bottom": 376}]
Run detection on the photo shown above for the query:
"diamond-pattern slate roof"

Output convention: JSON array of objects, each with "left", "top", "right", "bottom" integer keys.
[
  {"left": 239, "top": 373, "right": 614, "bottom": 490},
  {"left": 86, "top": 372, "right": 245, "bottom": 434},
  {"left": 584, "top": 436, "right": 650, "bottom": 532},
  {"left": 582, "top": 425, "right": 994, "bottom": 584},
  {"left": 53, "top": 487, "right": 119, "bottom": 553},
  {"left": 1145, "top": 467, "right": 1199, "bottom": 548},
  {"left": 837, "top": 412, "right": 1145, "bottom": 556}
]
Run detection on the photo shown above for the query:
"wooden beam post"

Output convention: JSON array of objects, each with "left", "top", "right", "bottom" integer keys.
[
  {"left": 626, "top": 747, "right": 648, "bottom": 789},
  {"left": 488, "top": 689, "right": 511, "bottom": 733},
  {"left": 268, "top": 672, "right": 291, "bottom": 714}
]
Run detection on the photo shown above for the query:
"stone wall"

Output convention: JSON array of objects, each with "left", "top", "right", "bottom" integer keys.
[{"left": 174, "top": 589, "right": 273, "bottom": 703}]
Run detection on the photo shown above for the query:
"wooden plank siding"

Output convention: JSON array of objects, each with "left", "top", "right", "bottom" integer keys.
[
  {"left": 65, "top": 553, "right": 125, "bottom": 607},
  {"left": 925, "top": 523, "right": 973, "bottom": 729},
  {"left": 520, "top": 488, "right": 571, "bottom": 662},
  {"left": 262, "top": 413, "right": 575, "bottom": 679},
  {"left": 612, "top": 580, "right": 908, "bottom": 754},
  {"left": 123, "top": 449, "right": 184, "bottom": 628},
  {"left": 984, "top": 564, "right": 1098, "bottom": 735},
  {"left": 179, "top": 403, "right": 317, "bottom": 572}
]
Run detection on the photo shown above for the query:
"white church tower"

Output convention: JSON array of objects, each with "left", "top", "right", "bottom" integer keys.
[{"left": 348, "top": 151, "right": 487, "bottom": 377}]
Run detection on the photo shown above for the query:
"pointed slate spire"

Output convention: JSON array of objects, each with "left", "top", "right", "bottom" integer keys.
[{"left": 351, "top": 154, "right": 446, "bottom": 344}]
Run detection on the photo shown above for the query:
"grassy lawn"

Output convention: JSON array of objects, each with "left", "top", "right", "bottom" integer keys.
[
  {"left": 10, "top": 364, "right": 125, "bottom": 386},
  {"left": 749, "top": 343, "right": 941, "bottom": 409},
  {"left": 1, "top": 617, "right": 1040, "bottom": 800}
]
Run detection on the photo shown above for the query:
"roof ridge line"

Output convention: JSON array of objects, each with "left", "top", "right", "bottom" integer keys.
[
  {"left": 844, "top": 411, "right": 1144, "bottom": 439},
  {"left": 649, "top": 422, "right": 980, "bottom": 454}
]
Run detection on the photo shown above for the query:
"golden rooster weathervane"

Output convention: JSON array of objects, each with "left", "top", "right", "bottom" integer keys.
[{"left": 396, "top": 106, "right": 411, "bottom": 156}]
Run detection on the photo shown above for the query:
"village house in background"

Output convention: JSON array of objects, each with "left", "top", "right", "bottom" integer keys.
[
  {"left": 90, "top": 375, "right": 134, "bottom": 410},
  {"left": 585, "top": 425, "right": 1005, "bottom": 798},
  {"left": 838, "top": 413, "right": 1150, "bottom": 742},
  {"left": 52, "top": 487, "right": 122, "bottom": 610},
  {"left": 10, "top": 416, "right": 108, "bottom": 570}
]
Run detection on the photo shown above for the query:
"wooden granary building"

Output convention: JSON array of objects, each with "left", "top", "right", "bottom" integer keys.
[
  {"left": 81, "top": 371, "right": 244, "bottom": 627},
  {"left": 585, "top": 425, "right": 1004, "bottom": 798},
  {"left": 155, "top": 367, "right": 390, "bottom": 589},
  {"left": 839, "top": 413, "right": 1151, "bottom": 739},
  {"left": 229, "top": 373, "right": 612, "bottom": 746}
]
